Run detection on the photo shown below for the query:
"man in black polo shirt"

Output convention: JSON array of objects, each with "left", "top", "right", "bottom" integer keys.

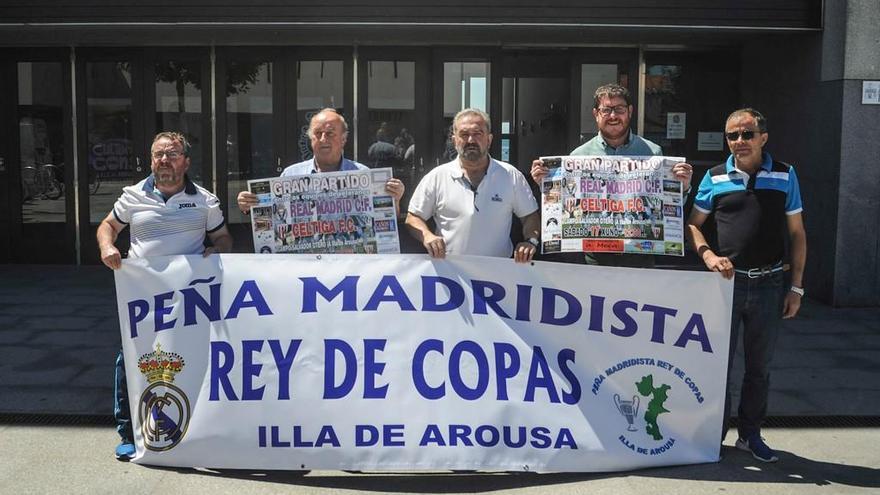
[{"left": 687, "top": 108, "right": 807, "bottom": 463}]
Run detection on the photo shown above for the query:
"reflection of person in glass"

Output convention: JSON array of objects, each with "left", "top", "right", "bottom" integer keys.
[
  {"left": 367, "top": 122, "right": 397, "bottom": 167},
  {"left": 531, "top": 83, "right": 693, "bottom": 267},
  {"left": 236, "top": 108, "right": 404, "bottom": 216},
  {"left": 406, "top": 109, "right": 540, "bottom": 263},
  {"left": 96, "top": 131, "right": 233, "bottom": 462}
]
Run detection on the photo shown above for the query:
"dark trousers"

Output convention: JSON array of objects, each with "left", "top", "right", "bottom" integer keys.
[
  {"left": 722, "top": 271, "right": 785, "bottom": 441},
  {"left": 114, "top": 349, "right": 133, "bottom": 443}
]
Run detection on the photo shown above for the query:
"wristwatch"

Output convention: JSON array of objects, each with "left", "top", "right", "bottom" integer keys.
[
  {"left": 790, "top": 286, "right": 805, "bottom": 297},
  {"left": 527, "top": 237, "right": 540, "bottom": 248}
]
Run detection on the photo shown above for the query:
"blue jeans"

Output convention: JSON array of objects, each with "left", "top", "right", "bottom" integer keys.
[
  {"left": 722, "top": 271, "right": 785, "bottom": 440},
  {"left": 114, "top": 349, "right": 133, "bottom": 443}
]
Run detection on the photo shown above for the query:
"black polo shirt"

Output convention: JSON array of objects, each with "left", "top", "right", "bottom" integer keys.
[{"left": 693, "top": 153, "right": 803, "bottom": 268}]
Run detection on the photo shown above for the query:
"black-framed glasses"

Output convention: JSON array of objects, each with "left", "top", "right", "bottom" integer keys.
[
  {"left": 151, "top": 150, "right": 184, "bottom": 160},
  {"left": 725, "top": 130, "right": 759, "bottom": 142},
  {"left": 597, "top": 105, "right": 628, "bottom": 117}
]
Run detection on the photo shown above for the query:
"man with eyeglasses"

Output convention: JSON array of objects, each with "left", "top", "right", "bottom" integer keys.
[
  {"left": 531, "top": 83, "right": 693, "bottom": 267},
  {"left": 687, "top": 108, "right": 807, "bottom": 463},
  {"left": 406, "top": 108, "right": 540, "bottom": 262},
  {"left": 97, "top": 131, "right": 233, "bottom": 461},
  {"left": 236, "top": 108, "right": 404, "bottom": 215}
]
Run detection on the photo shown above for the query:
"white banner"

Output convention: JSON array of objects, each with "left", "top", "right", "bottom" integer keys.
[{"left": 114, "top": 254, "right": 732, "bottom": 472}]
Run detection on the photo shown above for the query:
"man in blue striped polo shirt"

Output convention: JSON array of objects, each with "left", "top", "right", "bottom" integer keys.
[
  {"left": 687, "top": 108, "right": 807, "bottom": 463},
  {"left": 98, "top": 131, "right": 233, "bottom": 461}
]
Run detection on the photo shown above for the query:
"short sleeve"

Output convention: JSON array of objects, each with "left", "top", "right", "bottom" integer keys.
[
  {"left": 111, "top": 189, "right": 135, "bottom": 224},
  {"left": 407, "top": 170, "right": 437, "bottom": 220},
  {"left": 785, "top": 165, "right": 804, "bottom": 215},
  {"left": 205, "top": 193, "right": 226, "bottom": 232},
  {"left": 692, "top": 171, "right": 715, "bottom": 214},
  {"left": 512, "top": 169, "right": 539, "bottom": 218}
]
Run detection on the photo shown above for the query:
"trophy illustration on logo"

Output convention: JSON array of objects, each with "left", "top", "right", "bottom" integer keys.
[{"left": 614, "top": 393, "right": 640, "bottom": 432}]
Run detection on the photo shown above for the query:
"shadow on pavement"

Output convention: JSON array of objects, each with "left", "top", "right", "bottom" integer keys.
[{"left": 139, "top": 445, "right": 880, "bottom": 492}]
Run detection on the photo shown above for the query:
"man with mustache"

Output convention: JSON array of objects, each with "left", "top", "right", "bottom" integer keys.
[
  {"left": 236, "top": 108, "right": 404, "bottom": 215},
  {"left": 687, "top": 108, "right": 806, "bottom": 463},
  {"left": 97, "top": 131, "right": 233, "bottom": 461},
  {"left": 405, "top": 108, "right": 540, "bottom": 263},
  {"left": 530, "top": 83, "right": 693, "bottom": 267}
]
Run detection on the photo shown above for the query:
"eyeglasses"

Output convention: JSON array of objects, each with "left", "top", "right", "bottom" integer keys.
[
  {"left": 597, "top": 105, "right": 628, "bottom": 117},
  {"left": 725, "top": 130, "right": 760, "bottom": 142},
  {"left": 151, "top": 150, "right": 184, "bottom": 160}
]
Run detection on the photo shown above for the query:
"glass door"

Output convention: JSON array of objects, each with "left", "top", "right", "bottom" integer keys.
[
  {"left": 357, "top": 49, "right": 430, "bottom": 215},
  {"left": 0, "top": 51, "right": 75, "bottom": 263},
  {"left": 146, "top": 48, "right": 212, "bottom": 186},
  {"left": 76, "top": 50, "right": 148, "bottom": 264}
]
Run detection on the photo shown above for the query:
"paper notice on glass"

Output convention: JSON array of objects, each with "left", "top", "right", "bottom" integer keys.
[
  {"left": 247, "top": 168, "right": 400, "bottom": 254},
  {"left": 666, "top": 112, "right": 686, "bottom": 139},
  {"left": 538, "top": 155, "right": 685, "bottom": 257},
  {"left": 698, "top": 132, "right": 724, "bottom": 151},
  {"left": 862, "top": 81, "right": 880, "bottom": 104}
]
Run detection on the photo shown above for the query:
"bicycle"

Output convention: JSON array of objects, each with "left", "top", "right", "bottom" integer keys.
[{"left": 21, "top": 163, "right": 64, "bottom": 202}]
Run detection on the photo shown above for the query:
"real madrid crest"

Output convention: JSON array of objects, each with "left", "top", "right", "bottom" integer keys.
[{"left": 137, "top": 343, "right": 191, "bottom": 452}]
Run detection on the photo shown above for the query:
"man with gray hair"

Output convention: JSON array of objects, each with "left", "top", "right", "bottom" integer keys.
[
  {"left": 406, "top": 108, "right": 540, "bottom": 263},
  {"left": 237, "top": 108, "right": 404, "bottom": 213}
]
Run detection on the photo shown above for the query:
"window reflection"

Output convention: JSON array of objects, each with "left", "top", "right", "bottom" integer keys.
[
  {"left": 365, "top": 60, "right": 417, "bottom": 214},
  {"left": 579, "top": 64, "right": 619, "bottom": 141},
  {"left": 441, "top": 62, "right": 489, "bottom": 163},
  {"left": 18, "top": 62, "right": 65, "bottom": 224},
  {"left": 87, "top": 61, "right": 133, "bottom": 224},
  {"left": 296, "top": 60, "right": 344, "bottom": 161},
  {"left": 155, "top": 61, "right": 203, "bottom": 183},
  {"left": 226, "top": 61, "right": 273, "bottom": 224}
]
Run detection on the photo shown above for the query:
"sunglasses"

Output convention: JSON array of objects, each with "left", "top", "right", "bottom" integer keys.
[{"left": 725, "top": 130, "right": 760, "bottom": 141}]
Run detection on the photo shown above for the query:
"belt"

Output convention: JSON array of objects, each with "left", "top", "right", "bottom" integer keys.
[{"left": 734, "top": 262, "right": 789, "bottom": 279}]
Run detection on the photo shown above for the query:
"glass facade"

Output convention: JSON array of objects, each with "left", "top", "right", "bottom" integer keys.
[{"left": 0, "top": 47, "right": 739, "bottom": 263}]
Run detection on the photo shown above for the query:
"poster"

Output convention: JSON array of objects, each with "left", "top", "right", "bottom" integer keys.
[
  {"left": 539, "top": 155, "right": 685, "bottom": 256},
  {"left": 247, "top": 168, "right": 399, "bottom": 254}
]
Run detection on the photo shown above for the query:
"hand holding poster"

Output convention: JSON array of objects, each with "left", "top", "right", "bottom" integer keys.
[
  {"left": 247, "top": 167, "right": 400, "bottom": 254},
  {"left": 539, "top": 155, "right": 686, "bottom": 256}
]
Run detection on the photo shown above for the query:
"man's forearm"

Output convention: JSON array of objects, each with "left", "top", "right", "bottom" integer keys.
[
  {"left": 96, "top": 220, "right": 118, "bottom": 250},
  {"left": 789, "top": 229, "right": 807, "bottom": 287},
  {"left": 404, "top": 213, "right": 432, "bottom": 243},
  {"left": 521, "top": 211, "right": 540, "bottom": 240}
]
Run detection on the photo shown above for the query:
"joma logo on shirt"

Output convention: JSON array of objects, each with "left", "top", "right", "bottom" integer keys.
[{"left": 178, "top": 202, "right": 197, "bottom": 209}]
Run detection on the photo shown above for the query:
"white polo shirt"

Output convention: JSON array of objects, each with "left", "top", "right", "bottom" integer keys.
[
  {"left": 408, "top": 157, "right": 538, "bottom": 258},
  {"left": 112, "top": 175, "right": 226, "bottom": 258}
]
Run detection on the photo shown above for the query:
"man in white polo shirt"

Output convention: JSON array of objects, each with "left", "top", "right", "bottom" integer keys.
[
  {"left": 97, "top": 131, "right": 233, "bottom": 461},
  {"left": 406, "top": 108, "right": 540, "bottom": 262}
]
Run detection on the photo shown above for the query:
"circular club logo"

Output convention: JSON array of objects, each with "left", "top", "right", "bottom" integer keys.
[
  {"left": 591, "top": 357, "right": 707, "bottom": 458},
  {"left": 137, "top": 344, "right": 191, "bottom": 452}
]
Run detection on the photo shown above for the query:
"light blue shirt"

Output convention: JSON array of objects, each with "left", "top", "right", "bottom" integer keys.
[
  {"left": 280, "top": 157, "right": 368, "bottom": 176},
  {"left": 569, "top": 131, "right": 662, "bottom": 156}
]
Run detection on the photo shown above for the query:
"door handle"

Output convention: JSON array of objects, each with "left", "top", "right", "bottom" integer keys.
[
  {"left": 135, "top": 156, "right": 143, "bottom": 173},
  {"left": 276, "top": 157, "right": 282, "bottom": 173}
]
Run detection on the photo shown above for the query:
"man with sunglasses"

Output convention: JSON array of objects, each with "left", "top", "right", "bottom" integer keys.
[
  {"left": 687, "top": 108, "right": 807, "bottom": 463},
  {"left": 97, "top": 131, "right": 233, "bottom": 461},
  {"left": 531, "top": 83, "right": 693, "bottom": 267}
]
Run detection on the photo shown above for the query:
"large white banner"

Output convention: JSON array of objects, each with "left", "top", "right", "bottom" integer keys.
[{"left": 114, "top": 254, "right": 732, "bottom": 472}]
